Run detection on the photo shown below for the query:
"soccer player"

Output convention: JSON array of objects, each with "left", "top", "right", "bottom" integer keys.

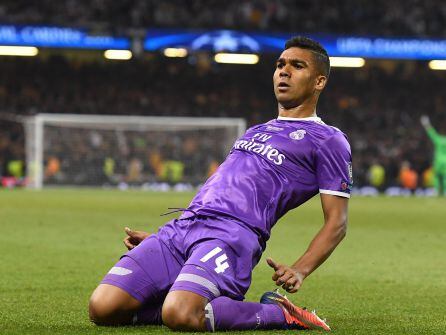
[
  {"left": 89, "top": 36, "right": 352, "bottom": 332},
  {"left": 421, "top": 115, "right": 446, "bottom": 196}
]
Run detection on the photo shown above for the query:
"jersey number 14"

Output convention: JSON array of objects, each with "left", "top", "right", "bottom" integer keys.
[{"left": 200, "top": 247, "right": 229, "bottom": 274}]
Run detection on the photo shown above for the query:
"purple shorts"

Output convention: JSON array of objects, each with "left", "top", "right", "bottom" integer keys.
[{"left": 101, "top": 216, "right": 262, "bottom": 304}]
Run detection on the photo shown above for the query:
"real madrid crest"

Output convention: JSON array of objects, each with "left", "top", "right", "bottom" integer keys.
[{"left": 289, "top": 130, "right": 306, "bottom": 140}]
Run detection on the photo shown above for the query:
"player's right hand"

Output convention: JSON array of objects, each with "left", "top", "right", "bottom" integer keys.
[{"left": 123, "top": 227, "right": 150, "bottom": 250}]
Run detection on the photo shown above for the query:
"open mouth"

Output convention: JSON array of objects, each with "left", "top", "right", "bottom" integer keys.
[{"left": 277, "top": 82, "right": 290, "bottom": 91}]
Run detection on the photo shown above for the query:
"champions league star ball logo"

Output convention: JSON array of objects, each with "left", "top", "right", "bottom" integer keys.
[
  {"left": 191, "top": 30, "right": 260, "bottom": 52},
  {"left": 289, "top": 130, "right": 306, "bottom": 140}
]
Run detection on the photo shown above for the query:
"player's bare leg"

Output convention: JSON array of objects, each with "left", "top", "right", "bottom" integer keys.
[
  {"left": 162, "top": 290, "right": 208, "bottom": 331},
  {"left": 89, "top": 284, "right": 141, "bottom": 325},
  {"left": 161, "top": 290, "right": 287, "bottom": 332},
  {"left": 90, "top": 234, "right": 180, "bottom": 326}
]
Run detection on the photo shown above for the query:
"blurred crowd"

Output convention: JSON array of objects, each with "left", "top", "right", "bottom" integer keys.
[
  {"left": 1, "top": 0, "right": 445, "bottom": 37},
  {"left": 39, "top": 126, "right": 228, "bottom": 186},
  {"left": 320, "top": 61, "right": 445, "bottom": 190},
  {"left": 1, "top": 54, "right": 444, "bottom": 189}
]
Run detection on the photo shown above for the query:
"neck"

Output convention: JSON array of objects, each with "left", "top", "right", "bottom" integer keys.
[{"left": 277, "top": 103, "right": 317, "bottom": 119}]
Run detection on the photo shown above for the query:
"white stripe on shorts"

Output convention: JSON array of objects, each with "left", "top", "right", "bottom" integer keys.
[
  {"left": 175, "top": 273, "right": 221, "bottom": 297},
  {"left": 204, "top": 302, "right": 215, "bottom": 332},
  {"left": 108, "top": 266, "right": 133, "bottom": 276}
]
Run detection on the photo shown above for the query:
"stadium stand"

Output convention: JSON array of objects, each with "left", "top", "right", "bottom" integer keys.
[
  {"left": 1, "top": 0, "right": 446, "bottom": 188},
  {"left": 0, "top": 55, "right": 444, "bottom": 187},
  {"left": 0, "top": 0, "right": 445, "bottom": 37}
]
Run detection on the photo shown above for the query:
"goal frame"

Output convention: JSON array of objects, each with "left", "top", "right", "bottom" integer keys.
[{"left": 25, "top": 113, "right": 246, "bottom": 189}]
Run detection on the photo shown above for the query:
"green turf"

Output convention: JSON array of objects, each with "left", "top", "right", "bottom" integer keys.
[{"left": 0, "top": 189, "right": 445, "bottom": 335}]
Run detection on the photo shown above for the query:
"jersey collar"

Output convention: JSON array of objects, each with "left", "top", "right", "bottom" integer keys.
[{"left": 277, "top": 115, "right": 324, "bottom": 123}]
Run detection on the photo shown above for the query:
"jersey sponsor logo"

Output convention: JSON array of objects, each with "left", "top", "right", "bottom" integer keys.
[
  {"left": 233, "top": 139, "right": 286, "bottom": 165},
  {"left": 289, "top": 130, "right": 306, "bottom": 140}
]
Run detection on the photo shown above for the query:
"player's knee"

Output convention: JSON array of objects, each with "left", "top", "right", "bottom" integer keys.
[
  {"left": 162, "top": 299, "right": 205, "bottom": 331},
  {"left": 89, "top": 295, "right": 114, "bottom": 325},
  {"left": 88, "top": 285, "right": 140, "bottom": 326},
  {"left": 89, "top": 292, "right": 125, "bottom": 326}
]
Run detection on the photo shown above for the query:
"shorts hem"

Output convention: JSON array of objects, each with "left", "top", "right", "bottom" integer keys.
[
  {"left": 169, "top": 284, "right": 216, "bottom": 301},
  {"left": 101, "top": 278, "right": 146, "bottom": 303}
]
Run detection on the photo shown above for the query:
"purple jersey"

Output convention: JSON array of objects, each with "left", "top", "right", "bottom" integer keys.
[{"left": 182, "top": 116, "right": 352, "bottom": 246}]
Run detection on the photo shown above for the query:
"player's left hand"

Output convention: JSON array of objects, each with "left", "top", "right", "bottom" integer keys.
[
  {"left": 123, "top": 227, "right": 150, "bottom": 250},
  {"left": 420, "top": 115, "right": 431, "bottom": 128},
  {"left": 266, "top": 257, "right": 304, "bottom": 294}
]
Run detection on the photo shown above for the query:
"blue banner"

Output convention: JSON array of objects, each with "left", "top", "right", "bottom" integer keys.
[
  {"left": 145, "top": 29, "right": 446, "bottom": 60},
  {"left": 0, "top": 25, "right": 130, "bottom": 49}
]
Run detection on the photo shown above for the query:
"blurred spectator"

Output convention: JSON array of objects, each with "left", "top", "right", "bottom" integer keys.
[
  {"left": 7, "top": 159, "right": 23, "bottom": 178},
  {"left": 422, "top": 167, "right": 434, "bottom": 188},
  {"left": 367, "top": 162, "right": 385, "bottom": 190},
  {"left": 103, "top": 157, "right": 116, "bottom": 181},
  {"left": 399, "top": 161, "right": 418, "bottom": 191},
  {"left": 127, "top": 158, "right": 143, "bottom": 183},
  {"left": 161, "top": 160, "right": 184, "bottom": 184},
  {"left": 45, "top": 156, "right": 61, "bottom": 179}
]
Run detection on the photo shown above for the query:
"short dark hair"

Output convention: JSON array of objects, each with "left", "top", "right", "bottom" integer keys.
[{"left": 285, "top": 36, "right": 330, "bottom": 78}]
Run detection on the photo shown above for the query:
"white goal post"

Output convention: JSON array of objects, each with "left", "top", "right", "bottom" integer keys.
[{"left": 25, "top": 114, "right": 246, "bottom": 189}]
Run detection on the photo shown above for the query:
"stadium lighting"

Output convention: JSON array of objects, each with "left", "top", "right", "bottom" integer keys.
[
  {"left": 214, "top": 53, "right": 259, "bottom": 64},
  {"left": 428, "top": 60, "right": 446, "bottom": 70},
  {"left": 0, "top": 46, "right": 39, "bottom": 56},
  {"left": 329, "top": 57, "right": 365, "bottom": 68},
  {"left": 164, "top": 48, "right": 188, "bottom": 57},
  {"left": 104, "top": 49, "right": 132, "bottom": 60}
]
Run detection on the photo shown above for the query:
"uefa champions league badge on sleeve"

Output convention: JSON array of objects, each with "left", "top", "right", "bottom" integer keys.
[
  {"left": 289, "top": 130, "right": 307, "bottom": 140},
  {"left": 340, "top": 179, "right": 352, "bottom": 192}
]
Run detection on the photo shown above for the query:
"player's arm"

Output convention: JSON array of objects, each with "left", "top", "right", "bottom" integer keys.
[
  {"left": 267, "top": 194, "right": 348, "bottom": 293},
  {"left": 268, "top": 132, "right": 351, "bottom": 293},
  {"left": 421, "top": 115, "right": 439, "bottom": 143}
]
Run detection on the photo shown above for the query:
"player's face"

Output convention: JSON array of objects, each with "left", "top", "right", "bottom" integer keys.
[{"left": 273, "top": 47, "right": 326, "bottom": 108}]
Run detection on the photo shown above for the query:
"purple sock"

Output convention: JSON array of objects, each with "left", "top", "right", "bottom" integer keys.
[
  {"left": 133, "top": 303, "right": 163, "bottom": 325},
  {"left": 204, "top": 296, "right": 285, "bottom": 331}
]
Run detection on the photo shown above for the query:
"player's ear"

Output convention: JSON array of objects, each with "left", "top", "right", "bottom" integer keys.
[{"left": 314, "top": 75, "right": 327, "bottom": 92}]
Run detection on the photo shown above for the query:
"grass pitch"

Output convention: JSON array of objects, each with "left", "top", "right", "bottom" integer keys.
[{"left": 0, "top": 189, "right": 445, "bottom": 335}]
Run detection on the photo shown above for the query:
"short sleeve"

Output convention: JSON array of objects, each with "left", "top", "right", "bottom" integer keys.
[{"left": 315, "top": 132, "right": 352, "bottom": 198}]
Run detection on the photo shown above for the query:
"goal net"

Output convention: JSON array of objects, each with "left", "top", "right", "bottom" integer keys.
[{"left": 25, "top": 114, "right": 246, "bottom": 189}]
